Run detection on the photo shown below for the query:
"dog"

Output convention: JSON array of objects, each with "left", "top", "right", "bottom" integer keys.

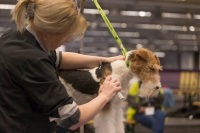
[{"left": 59, "top": 48, "right": 162, "bottom": 133}]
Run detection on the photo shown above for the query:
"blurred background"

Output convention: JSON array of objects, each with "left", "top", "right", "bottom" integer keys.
[{"left": 0, "top": 0, "right": 200, "bottom": 133}]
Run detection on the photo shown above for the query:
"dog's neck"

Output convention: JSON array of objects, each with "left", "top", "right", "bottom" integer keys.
[{"left": 110, "top": 60, "right": 134, "bottom": 93}]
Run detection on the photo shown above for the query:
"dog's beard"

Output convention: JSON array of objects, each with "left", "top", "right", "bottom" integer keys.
[{"left": 138, "top": 81, "right": 160, "bottom": 98}]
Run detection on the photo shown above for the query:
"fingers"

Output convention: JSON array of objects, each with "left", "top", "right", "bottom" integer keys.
[
  {"left": 105, "top": 75, "right": 112, "bottom": 81},
  {"left": 117, "top": 55, "right": 125, "bottom": 60},
  {"left": 99, "top": 76, "right": 122, "bottom": 102},
  {"left": 103, "top": 76, "right": 122, "bottom": 91},
  {"left": 112, "top": 55, "right": 125, "bottom": 62},
  {"left": 105, "top": 55, "right": 125, "bottom": 63},
  {"left": 104, "top": 76, "right": 119, "bottom": 86}
]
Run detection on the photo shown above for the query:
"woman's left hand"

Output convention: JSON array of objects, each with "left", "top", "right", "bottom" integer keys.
[{"left": 102, "top": 55, "right": 125, "bottom": 63}]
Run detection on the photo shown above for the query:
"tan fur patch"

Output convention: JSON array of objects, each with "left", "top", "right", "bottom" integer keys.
[{"left": 129, "top": 48, "right": 162, "bottom": 82}]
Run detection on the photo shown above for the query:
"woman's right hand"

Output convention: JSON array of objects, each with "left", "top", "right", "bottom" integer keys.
[{"left": 98, "top": 76, "right": 122, "bottom": 102}]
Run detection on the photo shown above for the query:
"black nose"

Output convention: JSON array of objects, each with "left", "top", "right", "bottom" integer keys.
[{"left": 155, "top": 86, "right": 160, "bottom": 90}]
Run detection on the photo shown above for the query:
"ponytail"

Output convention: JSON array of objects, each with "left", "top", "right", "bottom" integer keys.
[{"left": 11, "top": 0, "right": 32, "bottom": 32}]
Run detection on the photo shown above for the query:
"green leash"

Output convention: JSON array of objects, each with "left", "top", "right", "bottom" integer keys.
[
  {"left": 93, "top": 0, "right": 130, "bottom": 100},
  {"left": 93, "top": 0, "right": 128, "bottom": 57}
]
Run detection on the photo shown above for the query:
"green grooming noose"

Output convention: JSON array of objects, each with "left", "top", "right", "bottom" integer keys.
[
  {"left": 93, "top": 0, "right": 129, "bottom": 100},
  {"left": 93, "top": 0, "right": 128, "bottom": 60}
]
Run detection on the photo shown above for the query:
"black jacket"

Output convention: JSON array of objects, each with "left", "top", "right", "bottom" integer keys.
[{"left": 0, "top": 30, "right": 75, "bottom": 133}]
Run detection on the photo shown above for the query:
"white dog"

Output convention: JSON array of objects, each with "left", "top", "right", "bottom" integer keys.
[{"left": 59, "top": 48, "right": 162, "bottom": 133}]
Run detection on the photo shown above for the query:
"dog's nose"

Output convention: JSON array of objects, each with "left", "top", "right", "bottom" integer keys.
[{"left": 155, "top": 86, "right": 160, "bottom": 90}]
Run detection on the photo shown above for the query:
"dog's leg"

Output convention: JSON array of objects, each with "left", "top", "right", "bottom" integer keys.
[
  {"left": 115, "top": 105, "right": 125, "bottom": 133},
  {"left": 94, "top": 103, "right": 116, "bottom": 133}
]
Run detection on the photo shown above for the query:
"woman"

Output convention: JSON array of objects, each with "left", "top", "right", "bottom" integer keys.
[{"left": 0, "top": 0, "right": 123, "bottom": 133}]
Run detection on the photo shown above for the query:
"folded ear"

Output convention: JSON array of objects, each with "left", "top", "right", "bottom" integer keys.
[
  {"left": 154, "top": 55, "right": 160, "bottom": 65},
  {"left": 149, "top": 64, "right": 162, "bottom": 71},
  {"left": 135, "top": 49, "right": 148, "bottom": 62},
  {"left": 126, "top": 49, "right": 148, "bottom": 62}
]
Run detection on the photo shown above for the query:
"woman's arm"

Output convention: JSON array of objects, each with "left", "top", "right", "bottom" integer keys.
[
  {"left": 69, "top": 94, "right": 108, "bottom": 130},
  {"left": 69, "top": 76, "right": 121, "bottom": 130},
  {"left": 59, "top": 52, "right": 124, "bottom": 69}
]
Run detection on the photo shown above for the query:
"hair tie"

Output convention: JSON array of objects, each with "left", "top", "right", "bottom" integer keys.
[{"left": 27, "top": 2, "right": 35, "bottom": 18}]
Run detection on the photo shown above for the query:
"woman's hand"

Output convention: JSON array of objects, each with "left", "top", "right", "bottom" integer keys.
[
  {"left": 98, "top": 76, "right": 122, "bottom": 102},
  {"left": 102, "top": 55, "right": 125, "bottom": 63}
]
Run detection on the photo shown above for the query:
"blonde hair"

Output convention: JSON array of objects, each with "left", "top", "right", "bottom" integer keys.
[{"left": 11, "top": 0, "right": 87, "bottom": 37}]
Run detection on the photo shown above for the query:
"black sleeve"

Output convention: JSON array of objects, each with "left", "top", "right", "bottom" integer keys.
[
  {"left": 58, "top": 109, "right": 80, "bottom": 129},
  {"left": 19, "top": 56, "right": 72, "bottom": 117}
]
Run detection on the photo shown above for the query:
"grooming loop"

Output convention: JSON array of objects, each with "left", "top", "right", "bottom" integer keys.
[{"left": 93, "top": 0, "right": 128, "bottom": 100}]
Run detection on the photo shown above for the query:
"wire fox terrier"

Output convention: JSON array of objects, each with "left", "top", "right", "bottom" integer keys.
[{"left": 59, "top": 48, "right": 162, "bottom": 133}]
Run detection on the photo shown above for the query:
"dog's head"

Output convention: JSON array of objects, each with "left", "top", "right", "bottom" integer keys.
[{"left": 126, "top": 48, "right": 162, "bottom": 98}]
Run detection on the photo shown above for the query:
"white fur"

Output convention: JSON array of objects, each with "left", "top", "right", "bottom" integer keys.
[{"left": 94, "top": 60, "right": 133, "bottom": 133}]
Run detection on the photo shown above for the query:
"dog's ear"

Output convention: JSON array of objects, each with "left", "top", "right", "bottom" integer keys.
[
  {"left": 135, "top": 48, "right": 149, "bottom": 62},
  {"left": 148, "top": 64, "right": 162, "bottom": 71},
  {"left": 154, "top": 55, "right": 160, "bottom": 65},
  {"left": 154, "top": 55, "right": 162, "bottom": 70},
  {"left": 127, "top": 48, "right": 149, "bottom": 62}
]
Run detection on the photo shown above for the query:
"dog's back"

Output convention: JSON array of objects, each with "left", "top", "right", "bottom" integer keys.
[{"left": 59, "top": 62, "right": 113, "bottom": 104}]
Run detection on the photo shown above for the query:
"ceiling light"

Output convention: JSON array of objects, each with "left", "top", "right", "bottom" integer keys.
[
  {"left": 0, "top": 4, "right": 15, "bottom": 10},
  {"left": 118, "top": 32, "right": 140, "bottom": 38},
  {"left": 120, "top": 11, "right": 138, "bottom": 16},
  {"left": 129, "top": 39, "right": 148, "bottom": 44},
  {"left": 138, "top": 11, "right": 146, "bottom": 17},
  {"left": 192, "top": 35, "right": 197, "bottom": 40},
  {"left": 135, "top": 24, "right": 158, "bottom": 30},
  {"left": 90, "top": 22, "right": 97, "bottom": 29},
  {"left": 99, "top": 22, "right": 125, "bottom": 28},
  {"left": 99, "top": 22, "right": 127, "bottom": 29},
  {"left": 154, "top": 52, "right": 166, "bottom": 58},
  {"left": 186, "top": 13, "right": 192, "bottom": 19},
  {"left": 109, "top": 47, "right": 119, "bottom": 53},
  {"left": 194, "top": 14, "right": 200, "bottom": 19},
  {"left": 154, "top": 40, "right": 173, "bottom": 45},
  {"left": 182, "top": 26, "right": 187, "bottom": 31},
  {"left": 136, "top": 44, "right": 143, "bottom": 49},
  {"left": 176, "top": 34, "right": 196, "bottom": 40},
  {"left": 162, "top": 25, "right": 185, "bottom": 31},
  {"left": 189, "top": 26, "right": 195, "bottom": 32},
  {"left": 84, "top": 37, "right": 95, "bottom": 42},
  {"left": 121, "top": 23, "right": 127, "bottom": 28},
  {"left": 162, "top": 12, "right": 187, "bottom": 19},
  {"left": 120, "top": 11, "right": 151, "bottom": 17},
  {"left": 86, "top": 31, "right": 109, "bottom": 36},
  {"left": 84, "top": 8, "right": 109, "bottom": 15},
  {"left": 156, "top": 25, "right": 161, "bottom": 30}
]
